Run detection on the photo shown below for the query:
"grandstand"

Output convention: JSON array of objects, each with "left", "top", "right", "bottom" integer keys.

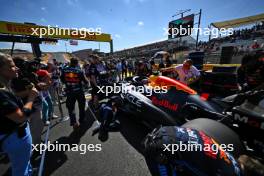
[
  {"left": 112, "top": 13, "right": 264, "bottom": 65},
  {"left": 112, "top": 36, "right": 196, "bottom": 60},
  {"left": 201, "top": 13, "right": 264, "bottom": 64}
]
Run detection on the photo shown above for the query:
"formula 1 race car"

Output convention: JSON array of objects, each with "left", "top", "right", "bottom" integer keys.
[{"left": 90, "top": 75, "right": 264, "bottom": 162}]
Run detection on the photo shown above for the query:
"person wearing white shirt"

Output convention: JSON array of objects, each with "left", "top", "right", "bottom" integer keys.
[{"left": 175, "top": 59, "right": 200, "bottom": 85}]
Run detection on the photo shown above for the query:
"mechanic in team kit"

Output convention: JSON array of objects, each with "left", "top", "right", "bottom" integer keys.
[
  {"left": 87, "top": 55, "right": 108, "bottom": 111},
  {"left": 60, "top": 57, "right": 88, "bottom": 129},
  {"left": 237, "top": 51, "right": 264, "bottom": 91},
  {"left": 175, "top": 59, "right": 200, "bottom": 85}
]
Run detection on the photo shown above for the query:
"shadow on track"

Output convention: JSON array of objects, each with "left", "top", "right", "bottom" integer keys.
[
  {"left": 118, "top": 114, "right": 165, "bottom": 176},
  {"left": 41, "top": 108, "right": 95, "bottom": 176},
  {"left": 118, "top": 113, "right": 151, "bottom": 154}
]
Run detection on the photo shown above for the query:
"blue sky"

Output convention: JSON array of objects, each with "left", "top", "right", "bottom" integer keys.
[{"left": 0, "top": 0, "right": 263, "bottom": 53}]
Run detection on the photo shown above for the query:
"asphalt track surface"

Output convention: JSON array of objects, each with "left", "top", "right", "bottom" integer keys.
[{"left": 0, "top": 99, "right": 152, "bottom": 176}]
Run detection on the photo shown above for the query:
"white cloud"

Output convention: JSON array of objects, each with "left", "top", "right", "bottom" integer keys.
[
  {"left": 41, "top": 7, "right": 46, "bottom": 11},
  {"left": 40, "top": 18, "right": 47, "bottom": 22},
  {"left": 115, "top": 34, "right": 121, "bottom": 38},
  {"left": 137, "top": 21, "right": 144, "bottom": 26}
]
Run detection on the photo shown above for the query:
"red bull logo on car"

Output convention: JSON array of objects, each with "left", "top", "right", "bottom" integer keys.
[{"left": 151, "top": 96, "right": 179, "bottom": 111}]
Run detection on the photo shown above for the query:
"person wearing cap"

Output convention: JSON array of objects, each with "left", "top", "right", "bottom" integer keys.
[
  {"left": 174, "top": 59, "right": 200, "bottom": 85},
  {"left": 61, "top": 58, "right": 88, "bottom": 129},
  {"left": 36, "top": 69, "right": 53, "bottom": 126}
]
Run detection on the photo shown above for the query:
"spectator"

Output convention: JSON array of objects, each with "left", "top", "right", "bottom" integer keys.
[
  {"left": 47, "top": 60, "right": 59, "bottom": 103},
  {"left": 116, "top": 60, "right": 122, "bottom": 81},
  {"left": 158, "top": 60, "right": 165, "bottom": 69},
  {"left": 127, "top": 60, "right": 134, "bottom": 77},
  {"left": 252, "top": 40, "right": 260, "bottom": 50},
  {"left": 83, "top": 60, "right": 90, "bottom": 78},
  {"left": 150, "top": 59, "right": 159, "bottom": 74},
  {"left": 108, "top": 61, "right": 117, "bottom": 82},
  {"left": 121, "top": 59, "right": 128, "bottom": 80},
  {"left": 165, "top": 56, "right": 172, "bottom": 67},
  {"left": 0, "top": 53, "right": 39, "bottom": 176},
  {"left": 238, "top": 45, "right": 245, "bottom": 54},
  {"left": 136, "top": 60, "right": 149, "bottom": 77},
  {"left": 12, "top": 57, "right": 44, "bottom": 145},
  {"left": 245, "top": 45, "right": 251, "bottom": 53},
  {"left": 36, "top": 69, "right": 54, "bottom": 125},
  {"left": 83, "top": 61, "right": 91, "bottom": 87}
]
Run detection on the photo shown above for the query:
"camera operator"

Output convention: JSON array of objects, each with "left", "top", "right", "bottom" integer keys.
[
  {"left": 11, "top": 56, "right": 44, "bottom": 146},
  {"left": 0, "top": 53, "right": 39, "bottom": 176}
]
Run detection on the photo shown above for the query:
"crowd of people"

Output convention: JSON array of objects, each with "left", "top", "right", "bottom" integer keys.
[
  {"left": 83, "top": 54, "right": 175, "bottom": 82},
  {"left": 0, "top": 48, "right": 264, "bottom": 176},
  {"left": 198, "top": 22, "right": 264, "bottom": 54},
  {"left": 0, "top": 52, "right": 67, "bottom": 175}
]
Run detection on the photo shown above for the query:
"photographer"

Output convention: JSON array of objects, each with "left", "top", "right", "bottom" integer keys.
[
  {"left": 12, "top": 56, "right": 44, "bottom": 145},
  {"left": 0, "top": 53, "right": 39, "bottom": 176}
]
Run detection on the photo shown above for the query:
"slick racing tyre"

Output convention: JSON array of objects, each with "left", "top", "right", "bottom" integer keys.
[{"left": 182, "top": 118, "right": 245, "bottom": 158}]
